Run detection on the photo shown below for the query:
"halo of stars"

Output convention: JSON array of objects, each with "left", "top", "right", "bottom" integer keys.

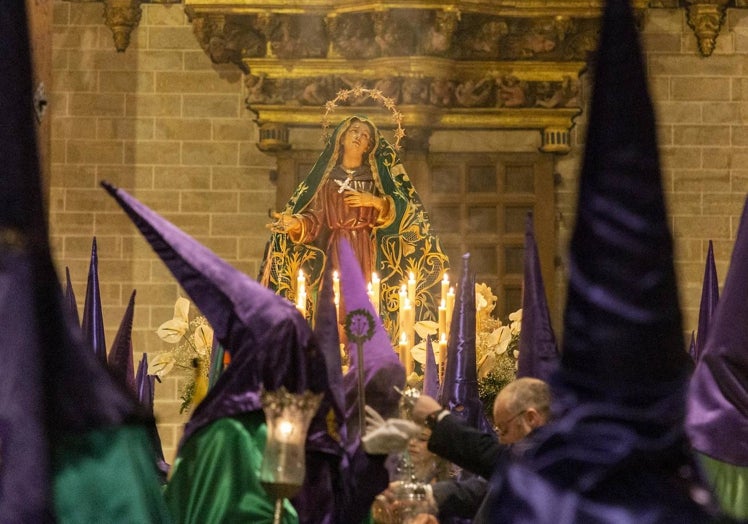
[{"left": 322, "top": 86, "right": 405, "bottom": 151}]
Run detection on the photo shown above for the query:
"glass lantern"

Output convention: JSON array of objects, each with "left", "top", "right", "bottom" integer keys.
[{"left": 260, "top": 387, "right": 323, "bottom": 523}]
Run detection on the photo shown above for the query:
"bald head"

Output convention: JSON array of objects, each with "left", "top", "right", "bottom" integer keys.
[{"left": 492, "top": 378, "right": 551, "bottom": 444}]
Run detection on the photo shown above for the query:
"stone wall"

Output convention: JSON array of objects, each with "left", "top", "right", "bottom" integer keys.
[
  {"left": 51, "top": 2, "right": 275, "bottom": 461},
  {"left": 49, "top": 2, "right": 748, "bottom": 461}
]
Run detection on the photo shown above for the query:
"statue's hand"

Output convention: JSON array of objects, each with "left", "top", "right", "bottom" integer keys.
[
  {"left": 267, "top": 211, "right": 301, "bottom": 234},
  {"left": 344, "top": 190, "right": 384, "bottom": 212}
]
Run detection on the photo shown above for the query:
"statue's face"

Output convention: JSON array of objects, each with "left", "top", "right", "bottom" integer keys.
[{"left": 341, "top": 120, "right": 373, "bottom": 160}]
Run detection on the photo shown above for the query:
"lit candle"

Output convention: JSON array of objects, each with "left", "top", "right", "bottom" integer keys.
[
  {"left": 438, "top": 333, "right": 448, "bottom": 383},
  {"left": 296, "top": 270, "right": 306, "bottom": 316},
  {"left": 407, "top": 272, "right": 416, "bottom": 313},
  {"left": 438, "top": 299, "right": 447, "bottom": 340},
  {"left": 446, "top": 286, "right": 455, "bottom": 336},
  {"left": 367, "top": 282, "right": 375, "bottom": 308},
  {"left": 333, "top": 270, "right": 340, "bottom": 319},
  {"left": 398, "top": 284, "right": 407, "bottom": 336},
  {"left": 399, "top": 332, "right": 409, "bottom": 370},
  {"left": 441, "top": 272, "right": 449, "bottom": 303},
  {"left": 399, "top": 332, "right": 414, "bottom": 377},
  {"left": 401, "top": 298, "right": 412, "bottom": 339},
  {"left": 371, "top": 272, "right": 380, "bottom": 315},
  {"left": 297, "top": 269, "right": 305, "bottom": 295}
]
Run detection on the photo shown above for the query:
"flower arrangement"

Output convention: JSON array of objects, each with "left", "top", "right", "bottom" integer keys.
[
  {"left": 410, "top": 283, "right": 521, "bottom": 418},
  {"left": 474, "top": 284, "right": 521, "bottom": 418},
  {"left": 150, "top": 297, "right": 214, "bottom": 413}
]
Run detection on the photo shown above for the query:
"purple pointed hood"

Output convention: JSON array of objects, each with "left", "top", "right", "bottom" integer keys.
[
  {"left": 135, "top": 353, "right": 154, "bottom": 412},
  {"left": 102, "top": 182, "right": 328, "bottom": 445},
  {"left": 64, "top": 266, "right": 81, "bottom": 327},
  {"left": 423, "top": 336, "right": 439, "bottom": 398},
  {"left": 687, "top": 198, "right": 748, "bottom": 466},
  {"left": 339, "top": 239, "right": 405, "bottom": 443},
  {"left": 694, "top": 240, "right": 719, "bottom": 362},
  {"left": 438, "top": 253, "right": 493, "bottom": 433},
  {"left": 108, "top": 289, "right": 137, "bottom": 395},
  {"left": 516, "top": 213, "right": 559, "bottom": 382},
  {"left": 0, "top": 5, "right": 139, "bottom": 519},
  {"left": 135, "top": 352, "right": 170, "bottom": 481},
  {"left": 489, "top": 0, "right": 714, "bottom": 521},
  {"left": 82, "top": 237, "right": 107, "bottom": 365}
]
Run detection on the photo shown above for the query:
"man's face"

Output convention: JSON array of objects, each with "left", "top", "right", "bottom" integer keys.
[
  {"left": 493, "top": 394, "right": 530, "bottom": 445},
  {"left": 341, "top": 121, "right": 372, "bottom": 161}
]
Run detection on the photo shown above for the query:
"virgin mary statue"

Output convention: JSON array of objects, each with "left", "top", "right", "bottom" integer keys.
[{"left": 260, "top": 114, "right": 449, "bottom": 343}]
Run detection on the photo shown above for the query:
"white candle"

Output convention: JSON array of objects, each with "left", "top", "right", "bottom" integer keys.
[
  {"left": 399, "top": 332, "right": 409, "bottom": 369},
  {"left": 371, "top": 272, "right": 380, "bottom": 315},
  {"left": 438, "top": 333, "right": 448, "bottom": 383},
  {"left": 398, "top": 284, "right": 407, "bottom": 337},
  {"left": 333, "top": 270, "right": 340, "bottom": 319},
  {"left": 407, "top": 272, "right": 416, "bottom": 313},
  {"left": 446, "top": 286, "right": 455, "bottom": 336},
  {"left": 399, "top": 332, "right": 414, "bottom": 376},
  {"left": 401, "top": 298, "right": 412, "bottom": 338},
  {"left": 367, "top": 282, "right": 375, "bottom": 308},
  {"left": 441, "top": 272, "right": 449, "bottom": 304},
  {"left": 296, "top": 270, "right": 306, "bottom": 316},
  {"left": 438, "top": 299, "right": 447, "bottom": 340}
]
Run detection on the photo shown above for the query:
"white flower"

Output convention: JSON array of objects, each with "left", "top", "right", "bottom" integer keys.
[
  {"left": 193, "top": 323, "right": 214, "bottom": 356},
  {"left": 509, "top": 308, "right": 522, "bottom": 335},
  {"left": 488, "top": 325, "right": 512, "bottom": 355},
  {"left": 150, "top": 351, "right": 176, "bottom": 378},
  {"left": 156, "top": 297, "right": 190, "bottom": 343},
  {"left": 477, "top": 352, "right": 496, "bottom": 379},
  {"left": 410, "top": 341, "right": 426, "bottom": 365},
  {"left": 414, "top": 320, "right": 439, "bottom": 340}
]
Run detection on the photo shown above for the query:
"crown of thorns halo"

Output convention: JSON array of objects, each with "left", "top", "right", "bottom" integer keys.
[{"left": 322, "top": 86, "right": 405, "bottom": 151}]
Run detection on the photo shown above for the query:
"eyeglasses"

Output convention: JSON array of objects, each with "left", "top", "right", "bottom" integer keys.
[{"left": 493, "top": 410, "right": 527, "bottom": 435}]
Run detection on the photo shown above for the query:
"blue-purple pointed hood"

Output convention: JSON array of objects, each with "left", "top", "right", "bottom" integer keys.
[
  {"left": 516, "top": 213, "right": 559, "bottom": 382},
  {"left": 438, "top": 253, "right": 492, "bottom": 433},
  {"left": 107, "top": 289, "right": 137, "bottom": 396},
  {"left": 82, "top": 238, "right": 107, "bottom": 365},
  {"left": 694, "top": 240, "right": 719, "bottom": 362}
]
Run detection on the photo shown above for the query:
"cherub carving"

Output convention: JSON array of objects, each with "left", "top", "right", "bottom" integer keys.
[
  {"left": 373, "top": 77, "right": 402, "bottom": 103},
  {"left": 454, "top": 78, "right": 493, "bottom": 108},
  {"left": 534, "top": 77, "right": 579, "bottom": 108},
  {"left": 245, "top": 73, "right": 268, "bottom": 105},
  {"left": 402, "top": 78, "right": 429, "bottom": 105},
  {"left": 297, "top": 76, "right": 335, "bottom": 106},
  {"left": 430, "top": 79, "right": 454, "bottom": 107},
  {"left": 460, "top": 17, "right": 508, "bottom": 58},
  {"left": 205, "top": 23, "right": 263, "bottom": 74},
  {"left": 497, "top": 75, "right": 528, "bottom": 108},
  {"left": 423, "top": 11, "right": 458, "bottom": 56},
  {"left": 327, "top": 14, "right": 378, "bottom": 60}
]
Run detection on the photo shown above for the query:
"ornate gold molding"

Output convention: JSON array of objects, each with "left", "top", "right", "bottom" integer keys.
[
  {"left": 686, "top": 0, "right": 729, "bottom": 57},
  {"left": 66, "top": 0, "right": 748, "bottom": 150},
  {"left": 66, "top": 0, "right": 180, "bottom": 52},
  {"left": 103, "top": 0, "right": 142, "bottom": 52},
  {"left": 183, "top": 2, "right": 620, "bottom": 155}
]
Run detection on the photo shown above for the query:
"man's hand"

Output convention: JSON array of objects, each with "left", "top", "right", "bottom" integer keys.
[{"left": 411, "top": 395, "right": 443, "bottom": 425}]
